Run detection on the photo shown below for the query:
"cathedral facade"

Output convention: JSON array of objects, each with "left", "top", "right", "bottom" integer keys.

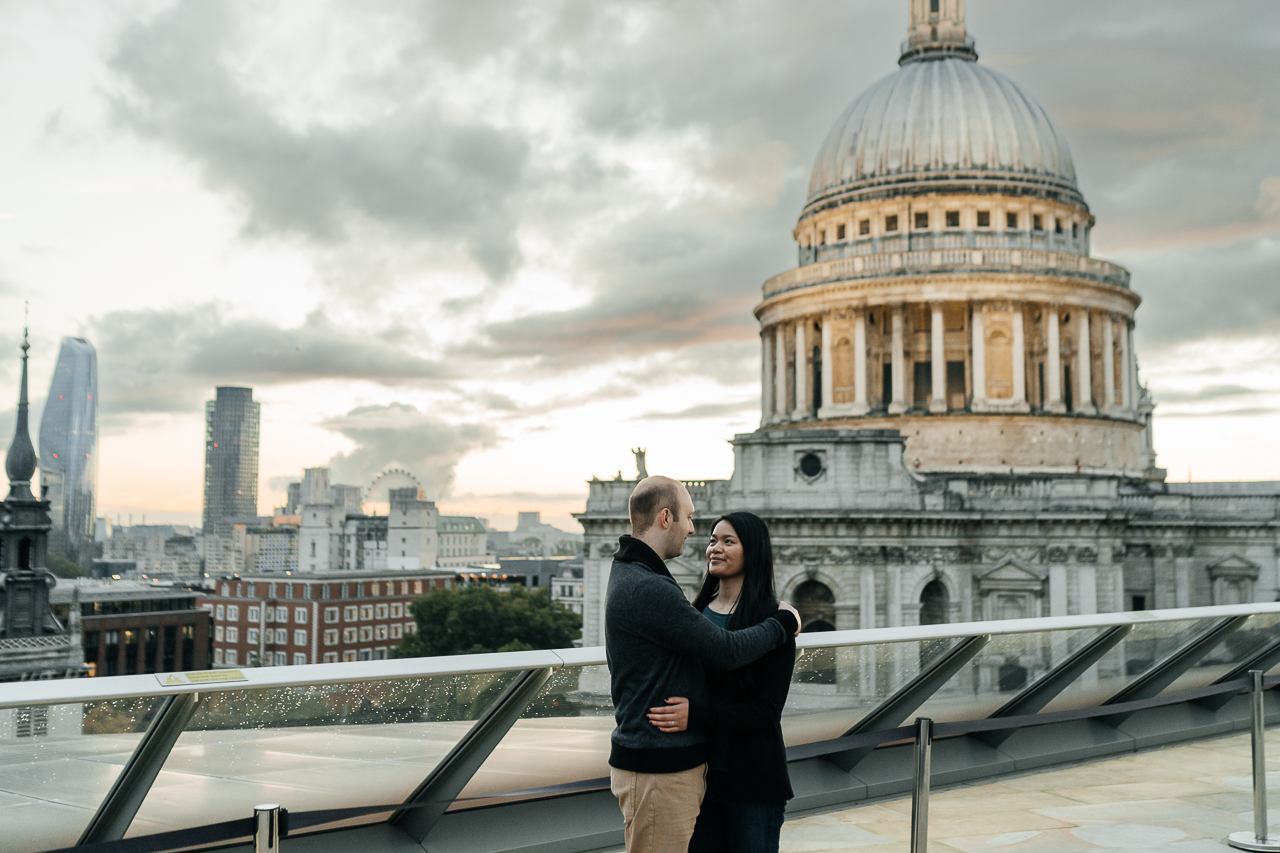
[{"left": 577, "top": 0, "right": 1280, "bottom": 643}]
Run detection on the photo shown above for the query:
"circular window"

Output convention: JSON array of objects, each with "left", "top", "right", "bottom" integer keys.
[{"left": 799, "top": 452, "right": 823, "bottom": 478}]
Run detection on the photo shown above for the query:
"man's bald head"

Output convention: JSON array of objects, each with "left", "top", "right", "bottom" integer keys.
[{"left": 629, "top": 476, "right": 686, "bottom": 535}]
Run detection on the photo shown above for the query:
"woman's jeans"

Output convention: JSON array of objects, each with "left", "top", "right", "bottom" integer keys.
[{"left": 689, "top": 796, "right": 786, "bottom": 853}]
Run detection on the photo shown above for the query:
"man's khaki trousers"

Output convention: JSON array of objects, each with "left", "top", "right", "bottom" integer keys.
[{"left": 610, "top": 764, "right": 707, "bottom": 852}]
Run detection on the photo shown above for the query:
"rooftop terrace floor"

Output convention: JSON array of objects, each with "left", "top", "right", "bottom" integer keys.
[{"left": 770, "top": 731, "right": 1269, "bottom": 853}]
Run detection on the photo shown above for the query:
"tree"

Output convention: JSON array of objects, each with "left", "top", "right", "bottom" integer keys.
[
  {"left": 393, "top": 584, "right": 581, "bottom": 658},
  {"left": 46, "top": 551, "right": 88, "bottom": 578}
]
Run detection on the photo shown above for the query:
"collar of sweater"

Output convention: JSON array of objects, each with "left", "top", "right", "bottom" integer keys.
[{"left": 613, "top": 535, "right": 675, "bottom": 581}]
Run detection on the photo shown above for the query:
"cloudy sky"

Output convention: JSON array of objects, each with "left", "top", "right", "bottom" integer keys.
[{"left": 3, "top": 0, "right": 1279, "bottom": 531}]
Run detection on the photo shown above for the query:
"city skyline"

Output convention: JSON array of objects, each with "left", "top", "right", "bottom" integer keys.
[{"left": 4, "top": 1, "right": 1280, "bottom": 532}]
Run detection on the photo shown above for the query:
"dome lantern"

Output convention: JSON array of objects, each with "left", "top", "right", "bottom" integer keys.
[{"left": 900, "top": 0, "right": 977, "bottom": 65}]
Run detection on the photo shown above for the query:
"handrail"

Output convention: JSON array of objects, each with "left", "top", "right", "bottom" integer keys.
[{"left": 3, "top": 601, "right": 1279, "bottom": 710}]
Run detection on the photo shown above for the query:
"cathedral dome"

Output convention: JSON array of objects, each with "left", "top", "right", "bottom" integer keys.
[{"left": 806, "top": 56, "right": 1081, "bottom": 211}]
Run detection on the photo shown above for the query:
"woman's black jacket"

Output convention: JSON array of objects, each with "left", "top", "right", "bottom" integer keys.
[{"left": 688, "top": 616, "right": 796, "bottom": 803}]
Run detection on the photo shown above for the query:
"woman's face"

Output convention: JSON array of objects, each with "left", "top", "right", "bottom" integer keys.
[{"left": 706, "top": 520, "right": 745, "bottom": 579}]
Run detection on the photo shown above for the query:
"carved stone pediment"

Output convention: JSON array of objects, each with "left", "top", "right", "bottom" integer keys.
[
  {"left": 1206, "top": 554, "right": 1259, "bottom": 579},
  {"left": 976, "top": 559, "right": 1046, "bottom": 594}
]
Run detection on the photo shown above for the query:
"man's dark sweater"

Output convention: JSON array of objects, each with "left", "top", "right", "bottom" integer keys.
[{"left": 605, "top": 535, "right": 799, "bottom": 773}]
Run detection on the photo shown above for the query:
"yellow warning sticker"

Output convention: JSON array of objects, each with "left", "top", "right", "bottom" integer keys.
[{"left": 154, "top": 670, "right": 248, "bottom": 686}]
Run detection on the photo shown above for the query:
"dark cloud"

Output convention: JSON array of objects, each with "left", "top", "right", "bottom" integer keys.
[
  {"left": 1155, "top": 384, "right": 1261, "bottom": 404},
  {"left": 87, "top": 306, "right": 453, "bottom": 421},
  {"left": 636, "top": 399, "right": 758, "bottom": 421},
  {"left": 106, "top": 1, "right": 529, "bottom": 279},
  {"left": 322, "top": 403, "right": 499, "bottom": 498},
  {"left": 94, "top": 1, "right": 1280, "bottom": 387},
  {"left": 1128, "top": 237, "right": 1280, "bottom": 345},
  {"left": 1159, "top": 407, "right": 1280, "bottom": 419}
]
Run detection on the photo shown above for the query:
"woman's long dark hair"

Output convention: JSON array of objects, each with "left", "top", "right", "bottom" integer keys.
[{"left": 691, "top": 511, "right": 777, "bottom": 630}]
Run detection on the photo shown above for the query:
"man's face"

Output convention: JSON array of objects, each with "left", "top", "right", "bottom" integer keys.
[{"left": 659, "top": 488, "right": 696, "bottom": 560}]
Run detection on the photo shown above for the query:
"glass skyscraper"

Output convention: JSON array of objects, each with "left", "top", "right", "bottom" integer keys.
[
  {"left": 38, "top": 337, "right": 98, "bottom": 560},
  {"left": 202, "top": 387, "right": 260, "bottom": 536}
]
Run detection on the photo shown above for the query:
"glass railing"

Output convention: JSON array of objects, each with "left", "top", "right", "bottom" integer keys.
[{"left": 2, "top": 603, "right": 1278, "bottom": 853}]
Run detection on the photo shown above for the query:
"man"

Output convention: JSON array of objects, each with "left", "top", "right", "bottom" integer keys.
[{"left": 606, "top": 475, "right": 800, "bottom": 852}]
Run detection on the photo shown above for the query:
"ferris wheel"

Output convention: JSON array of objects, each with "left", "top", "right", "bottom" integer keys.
[{"left": 366, "top": 468, "right": 422, "bottom": 506}]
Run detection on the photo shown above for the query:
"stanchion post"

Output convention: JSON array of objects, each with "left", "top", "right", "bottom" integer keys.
[
  {"left": 910, "top": 717, "right": 933, "bottom": 853},
  {"left": 1229, "top": 671, "right": 1280, "bottom": 851},
  {"left": 254, "top": 803, "right": 281, "bottom": 853}
]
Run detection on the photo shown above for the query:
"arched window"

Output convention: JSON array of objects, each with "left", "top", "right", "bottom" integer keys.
[
  {"left": 920, "top": 579, "right": 948, "bottom": 625},
  {"left": 793, "top": 580, "right": 836, "bottom": 631}
]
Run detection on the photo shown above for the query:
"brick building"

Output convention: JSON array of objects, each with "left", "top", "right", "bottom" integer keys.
[
  {"left": 51, "top": 579, "right": 211, "bottom": 676},
  {"left": 199, "top": 570, "right": 455, "bottom": 667}
]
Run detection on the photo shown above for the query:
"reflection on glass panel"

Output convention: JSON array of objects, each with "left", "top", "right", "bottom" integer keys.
[
  {"left": 127, "top": 671, "right": 518, "bottom": 839},
  {"left": 0, "top": 697, "right": 164, "bottom": 853},
  {"left": 453, "top": 665, "right": 614, "bottom": 809},
  {"left": 911, "top": 628, "right": 1102, "bottom": 723},
  {"left": 1161, "top": 613, "right": 1280, "bottom": 695},
  {"left": 781, "top": 637, "right": 961, "bottom": 745},
  {"left": 1040, "top": 618, "right": 1219, "bottom": 713}
]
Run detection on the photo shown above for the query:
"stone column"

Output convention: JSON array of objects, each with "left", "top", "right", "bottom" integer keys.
[
  {"left": 793, "top": 321, "right": 807, "bottom": 419},
  {"left": 1119, "top": 318, "right": 1132, "bottom": 410},
  {"left": 761, "top": 329, "right": 773, "bottom": 425},
  {"left": 853, "top": 310, "right": 869, "bottom": 414},
  {"left": 1077, "top": 311, "right": 1094, "bottom": 414},
  {"left": 889, "top": 306, "right": 907, "bottom": 414},
  {"left": 1127, "top": 322, "right": 1139, "bottom": 410},
  {"left": 971, "top": 303, "right": 986, "bottom": 408},
  {"left": 1012, "top": 305, "right": 1028, "bottom": 406},
  {"left": 820, "top": 315, "right": 833, "bottom": 417},
  {"left": 930, "top": 303, "right": 946, "bottom": 413},
  {"left": 774, "top": 324, "right": 787, "bottom": 421},
  {"left": 1102, "top": 315, "right": 1115, "bottom": 410},
  {"left": 1046, "top": 306, "right": 1064, "bottom": 412}
]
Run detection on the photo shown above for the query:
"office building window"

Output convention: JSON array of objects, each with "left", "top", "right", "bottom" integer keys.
[
  {"left": 323, "top": 652, "right": 338, "bottom": 663},
  {"left": 375, "top": 604, "right": 388, "bottom": 619},
  {"left": 247, "top": 628, "right": 260, "bottom": 645},
  {"left": 360, "top": 605, "right": 373, "bottom": 620},
  {"left": 275, "top": 606, "right": 288, "bottom": 622},
  {"left": 359, "top": 626, "right": 373, "bottom": 642},
  {"left": 274, "top": 628, "right": 287, "bottom": 644},
  {"left": 226, "top": 650, "right": 238, "bottom": 665},
  {"left": 294, "top": 630, "right": 307, "bottom": 646},
  {"left": 390, "top": 603, "right": 403, "bottom": 618},
  {"left": 342, "top": 650, "right": 357, "bottom": 662},
  {"left": 227, "top": 605, "right": 239, "bottom": 621},
  {"left": 214, "top": 648, "right": 224, "bottom": 664},
  {"left": 293, "top": 653, "right": 307, "bottom": 666},
  {"left": 215, "top": 605, "right": 225, "bottom": 621},
  {"left": 343, "top": 627, "right": 358, "bottom": 643},
  {"left": 324, "top": 629, "right": 338, "bottom": 645},
  {"left": 358, "top": 650, "right": 372, "bottom": 661},
  {"left": 215, "top": 626, "right": 224, "bottom": 641},
  {"left": 274, "top": 652, "right": 287, "bottom": 666},
  {"left": 325, "top": 607, "right": 339, "bottom": 623},
  {"left": 344, "top": 606, "right": 357, "bottom": 622},
  {"left": 295, "top": 607, "right": 308, "bottom": 624},
  {"left": 375, "top": 625, "right": 388, "bottom": 640},
  {"left": 226, "top": 627, "right": 238, "bottom": 643},
  {"left": 390, "top": 624, "right": 403, "bottom": 639}
]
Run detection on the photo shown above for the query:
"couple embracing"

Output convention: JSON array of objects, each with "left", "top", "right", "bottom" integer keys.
[{"left": 606, "top": 475, "right": 800, "bottom": 853}]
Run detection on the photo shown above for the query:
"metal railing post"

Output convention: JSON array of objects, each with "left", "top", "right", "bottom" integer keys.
[
  {"left": 910, "top": 717, "right": 933, "bottom": 853},
  {"left": 1228, "top": 671, "right": 1280, "bottom": 851},
  {"left": 254, "top": 803, "right": 281, "bottom": 853}
]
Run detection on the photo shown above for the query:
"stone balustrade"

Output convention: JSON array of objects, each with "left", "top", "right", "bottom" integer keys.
[{"left": 766, "top": 246, "right": 1129, "bottom": 298}]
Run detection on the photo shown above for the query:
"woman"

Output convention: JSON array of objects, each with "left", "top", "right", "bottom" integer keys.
[{"left": 647, "top": 511, "right": 796, "bottom": 853}]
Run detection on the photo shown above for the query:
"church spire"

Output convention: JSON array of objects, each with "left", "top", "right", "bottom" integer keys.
[
  {"left": 900, "top": 0, "right": 978, "bottom": 65},
  {"left": 6, "top": 310, "right": 38, "bottom": 502}
]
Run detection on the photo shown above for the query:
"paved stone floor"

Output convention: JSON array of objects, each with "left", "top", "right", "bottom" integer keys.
[{"left": 780, "top": 732, "right": 1275, "bottom": 853}]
